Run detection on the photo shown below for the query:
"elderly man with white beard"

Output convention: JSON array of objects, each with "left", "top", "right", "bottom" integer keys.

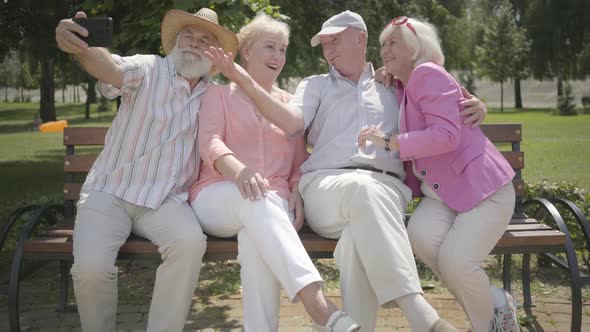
[{"left": 55, "top": 8, "right": 238, "bottom": 332}]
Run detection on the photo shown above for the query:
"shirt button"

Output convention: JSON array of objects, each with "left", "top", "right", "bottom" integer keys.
[
  {"left": 433, "top": 183, "right": 440, "bottom": 190},
  {"left": 421, "top": 169, "right": 427, "bottom": 176}
]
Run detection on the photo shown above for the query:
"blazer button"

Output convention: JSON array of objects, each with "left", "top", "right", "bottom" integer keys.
[
  {"left": 421, "top": 169, "right": 427, "bottom": 176},
  {"left": 433, "top": 183, "right": 440, "bottom": 190}
]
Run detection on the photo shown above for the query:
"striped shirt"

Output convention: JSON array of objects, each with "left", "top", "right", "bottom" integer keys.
[{"left": 82, "top": 54, "right": 210, "bottom": 209}]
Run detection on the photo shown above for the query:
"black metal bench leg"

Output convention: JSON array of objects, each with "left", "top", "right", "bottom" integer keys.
[
  {"left": 570, "top": 281, "right": 582, "bottom": 332},
  {"left": 8, "top": 239, "right": 24, "bottom": 331},
  {"left": 57, "top": 260, "right": 71, "bottom": 312},
  {"left": 502, "top": 254, "right": 512, "bottom": 293},
  {"left": 521, "top": 253, "right": 532, "bottom": 307}
]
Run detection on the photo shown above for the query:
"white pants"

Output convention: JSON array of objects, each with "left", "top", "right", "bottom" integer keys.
[
  {"left": 407, "top": 183, "right": 516, "bottom": 332},
  {"left": 190, "top": 181, "right": 323, "bottom": 332},
  {"left": 71, "top": 190, "right": 207, "bottom": 332},
  {"left": 299, "top": 169, "right": 422, "bottom": 332}
]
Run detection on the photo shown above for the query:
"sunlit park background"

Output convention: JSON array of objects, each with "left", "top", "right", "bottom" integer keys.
[{"left": 0, "top": 0, "right": 589, "bottom": 330}]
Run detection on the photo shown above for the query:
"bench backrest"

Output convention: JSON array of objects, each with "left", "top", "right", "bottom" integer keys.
[{"left": 62, "top": 124, "right": 525, "bottom": 221}]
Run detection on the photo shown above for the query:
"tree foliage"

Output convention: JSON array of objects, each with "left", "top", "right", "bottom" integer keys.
[
  {"left": 475, "top": 0, "right": 529, "bottom": 111},
  {"left": 1, "top": 0, "right": 588, "bottom": 111}
]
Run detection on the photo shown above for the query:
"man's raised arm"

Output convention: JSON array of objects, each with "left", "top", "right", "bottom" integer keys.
[
  {"left": 56, "top": 11, "right": 123, "bottom": 89},
  {"left": 205, "top": 47, "right": 305, "bottom": 136}
]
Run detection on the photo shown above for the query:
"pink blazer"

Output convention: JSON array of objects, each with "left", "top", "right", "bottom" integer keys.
[{"left": 396, "top": 62, "right": 515, "bottom": 212}]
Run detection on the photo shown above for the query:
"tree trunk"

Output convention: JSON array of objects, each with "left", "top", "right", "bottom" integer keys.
[
  {"left": 86, "top": 79, "right": 97, "bottom": 103},
  {"left": 514, "top": 77, "right": 523, "bottom": 109},
  {"left": 557, "top": 72, "right": 563, "bottom": 98},
  {"left": 500, "top": 81, "right": 504, "bottom": 112},
  {"left": 40, "top": 56, "right": 56, "bottom": 122},
  {"left": 62, "top": 86, "right": 65, "bottom": 103},
  {"left": 85, "top": 99, "right": 91, "bottom": 119},
  {"left": 85, "top": 79, "right": 96, "bottom": 119},
  {"left": 20, "top": 87, "right": 23, "bottom": 103},
  {"left": 4, "top": 86, "right": 7, "bottom": 102}
]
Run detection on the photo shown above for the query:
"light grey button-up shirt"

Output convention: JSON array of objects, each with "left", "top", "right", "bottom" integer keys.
[{"left": 290, "top": 63, "right": 405, "bottom": 177}]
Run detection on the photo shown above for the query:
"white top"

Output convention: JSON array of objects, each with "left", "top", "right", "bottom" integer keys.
[{"left": 82, "top": 54, "right": 210, "bottom": 209}]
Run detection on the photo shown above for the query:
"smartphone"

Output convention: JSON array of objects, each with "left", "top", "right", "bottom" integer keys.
[{"left": 73, "top": 17, "right": 113, "bottom": 47}]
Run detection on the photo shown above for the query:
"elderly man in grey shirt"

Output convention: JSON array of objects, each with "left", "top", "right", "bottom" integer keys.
[{"left": 206, "top": 10, "right": 486, "bottom": 332}]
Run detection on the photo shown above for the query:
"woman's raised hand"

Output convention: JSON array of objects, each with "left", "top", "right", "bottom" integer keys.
[
  {"left": 234, "top": 167, "right": 268, "bottom": 201},
  {"left": 205, "top": 46, "right": 250, "bottom": 85}
]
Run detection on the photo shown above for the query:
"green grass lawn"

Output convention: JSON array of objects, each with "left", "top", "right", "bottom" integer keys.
[
  {"left": 0, "top": 102, "right": 116, "bottom": 230},
  {"left": 487, "top": 108, "right": 590, "bottom": 192}
]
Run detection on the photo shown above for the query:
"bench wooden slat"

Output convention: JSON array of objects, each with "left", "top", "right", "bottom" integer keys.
[
  {"left": 480, "top": 123, "right": 522, "bottom": 142},
  {"left": 506, "top": 223, "right": 552, "bottom": 231},
  {"left": 23, "top": 230, "right": 566, "bottom": 255},
  {"left": 495, "top": 230, "right": 566, "bottom": 247},
  {"left": 64, "top": 155, "right": 98, "bottom": 172},
  {"left": 64, "top": 127, "right": 108, "bottom": 146},
  {"left": 39, "top": 222, "right": 553, "bottom": 239},
  {"left": 62, "top": 125, "right": 519, "bottom": 147},
  {"left": 62, "top": 151, "right": 523, "bottom": 175},
  {"left": 502, "top": 151, "right": 524, "bottom": 170},
  {"left": 63, "top": 183, "right": 83, "bottom": 200},
  {"left": 62, "top": 179, "right": 526, "bottom": 202},
  {"left": 28, "top": 221, "right": 564, "bottom": 257}
]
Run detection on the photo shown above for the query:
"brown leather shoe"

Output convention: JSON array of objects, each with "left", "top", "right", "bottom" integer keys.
[{"left": 429, "top": 318, "right": 458, "bottom": 332}]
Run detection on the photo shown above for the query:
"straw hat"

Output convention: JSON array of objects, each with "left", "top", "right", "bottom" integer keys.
[{"left": 161, "top": 8, "right": 238, "bottom": 56}]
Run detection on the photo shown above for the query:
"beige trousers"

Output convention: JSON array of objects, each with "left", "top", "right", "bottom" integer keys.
[
  {"left": 299, "top": 169, "right": 422, "bottom": 332},
  {"left": 407, "top": 183, "right": 515, "bottom": 332},
  {"left": 71, "top": 190, "right": 207, "bottom": 332}
]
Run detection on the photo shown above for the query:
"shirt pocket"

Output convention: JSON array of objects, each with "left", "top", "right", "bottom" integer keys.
[{"left": 450, "top": 147, "right": 483, "bottom": 175}]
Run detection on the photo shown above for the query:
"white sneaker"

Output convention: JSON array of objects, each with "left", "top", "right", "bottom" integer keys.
[
  {"left": 313, "top": 311, "right": 361, "bottom": 332},
  {"left": 490, "top": 286, "right": 521, "bottom": 332}
]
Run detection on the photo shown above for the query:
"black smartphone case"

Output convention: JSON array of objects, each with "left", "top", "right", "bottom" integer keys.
[{"left": 73, "top": 17, "right": 113, "bottom": 47}]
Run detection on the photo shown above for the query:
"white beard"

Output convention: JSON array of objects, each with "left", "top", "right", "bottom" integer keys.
[{"left": 170, "top": 47, "right": 212, "bottom": 80}]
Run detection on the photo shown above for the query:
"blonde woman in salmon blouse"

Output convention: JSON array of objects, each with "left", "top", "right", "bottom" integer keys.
[
  {"left": 189, "top": 14, "right": 359, "bottom": 332},
  {"left": 359, "top": 17, "right": 519, "bottom": 332}
]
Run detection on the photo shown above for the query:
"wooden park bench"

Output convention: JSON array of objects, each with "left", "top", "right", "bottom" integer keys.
[{"left": 5, "top": 123, "right": 589, "bottom": 331}]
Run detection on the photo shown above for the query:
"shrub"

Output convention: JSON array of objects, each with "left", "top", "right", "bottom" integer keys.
[
  {"left": 525, "top": 180, "right": 590, "bottom": 269},
  {"left": 556, "top": 82, "right": 578, "bottom": 116}
]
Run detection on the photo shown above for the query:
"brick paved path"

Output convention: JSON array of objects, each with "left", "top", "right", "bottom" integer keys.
[
  {"left": 1, "top": 261, "right": 588, "bottom": 331},
  {"left": 1, "top": 290, "right": 589, "bottom": 331}
]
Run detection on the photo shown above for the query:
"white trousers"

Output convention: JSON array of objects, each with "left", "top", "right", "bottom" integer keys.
[
  {"left": 407, "top": 183, "right": 515, "bottom": 332},
  {"left": 190, "top": 181, "right": 323, "bottom": 332},
  {"left": 71, "top": 190, "right": 207, "bottom": 332},
  {"left": 299, "top": 169, "right": 422, "bottom": 332}
]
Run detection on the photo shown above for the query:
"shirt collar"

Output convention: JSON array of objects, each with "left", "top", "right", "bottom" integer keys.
[{"left": 329, "top": 62, "right": 375, "bottom": 83}]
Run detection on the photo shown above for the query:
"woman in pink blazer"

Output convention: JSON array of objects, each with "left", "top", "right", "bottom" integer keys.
[{"left": 359, "top": 17, "right": 518, "bottom": 332}]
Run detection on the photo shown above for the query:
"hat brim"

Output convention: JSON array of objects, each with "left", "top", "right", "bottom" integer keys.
[
  {"left": 161, "top": 9, "right": 239, "bottom": 60},
  {"left": 310, "top": 26, "right": 348, "bottom": 47}
]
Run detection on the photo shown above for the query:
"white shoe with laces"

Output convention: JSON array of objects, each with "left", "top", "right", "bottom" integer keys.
[
  {"left": 313, "top": 311, "right": 361, "bottom": 332},
  {"left": 490, "top": 286, "right": 521, "bottom": 332}
]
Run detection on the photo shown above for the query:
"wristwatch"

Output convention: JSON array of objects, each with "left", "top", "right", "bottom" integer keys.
[{"left": 384, "top": 131, "right": 393, "bottom": 152}]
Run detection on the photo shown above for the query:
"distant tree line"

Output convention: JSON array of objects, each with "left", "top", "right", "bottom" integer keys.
[{"left": 1, "top": 0, "right": 589, "bottom": 121}]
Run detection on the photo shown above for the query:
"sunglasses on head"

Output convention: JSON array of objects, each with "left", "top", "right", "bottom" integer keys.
[{"left": 384, "top": 16, "right": 416, "bottom": 35}]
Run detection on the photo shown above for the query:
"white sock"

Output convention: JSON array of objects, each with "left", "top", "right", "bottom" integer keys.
[{"left": 397, "top": 293, "right": 439, "bottom": 332}]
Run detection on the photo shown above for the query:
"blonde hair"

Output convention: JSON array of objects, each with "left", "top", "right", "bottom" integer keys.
[
  {"left": 238, "top": 13, "right": 290, "bottom": 55},
  {"left": 379, "top": 17, "right": 445, "bottom": 66}
]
